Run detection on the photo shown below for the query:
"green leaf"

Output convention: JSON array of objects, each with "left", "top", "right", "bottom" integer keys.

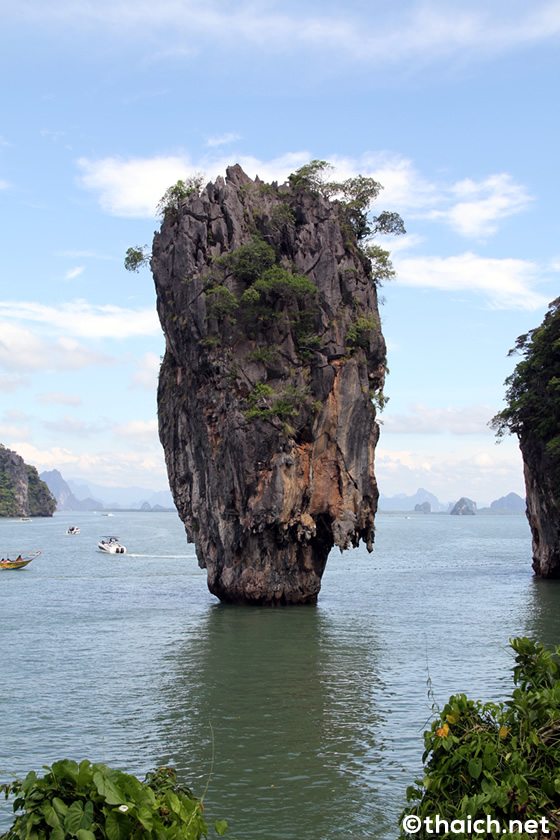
[
  {"left": 93, "top": 771, "right": 125, "bottom": 805},
  {"left": 105, "top": 811, "right": 131, "bottom": 840},
  {"left": 41, "top": 802, "right": 60, "bottom": 828},
  {"left": 52, "top": 761, "right": 79, "bottom": 785},
  {"left": 468, "top": 758, "right": 482, "bottom": 780},
  {"left": 215, "top": 819, "right": 228, "bottom": 836},
  {"left": 64, "top": 801, "right": 85, "bottom": 836},
  {"left": 76, "top": 831, "right": 96, "bottom": 840},
  {"left": 50, "top": 827, "right": 65, "bottom": 840},
  {"left": 483, "top": 747, "right": 498, "bottom": 771},
  {"left": 80, "top": 800, "right": 94, "bottom": 830},
  {"left": 77, "top": 761, "right": 93, "bottom": 790},
  {"left": 52, "top": 798, "right": 68, "bottom": 819},
  {"left": 136, "top": 807, "right": 154, "bottom": 831}
]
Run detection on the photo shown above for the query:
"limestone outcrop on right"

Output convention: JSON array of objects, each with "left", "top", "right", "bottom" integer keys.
[{"left": 491, "top": 297, "right": 560, "bottom": 577}]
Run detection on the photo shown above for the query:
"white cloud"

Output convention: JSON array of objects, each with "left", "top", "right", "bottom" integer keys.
[
  {"left": 76, "top": 154, "right": 193, "bottom": 217},
  {"left": 3, "top": 410, "right": 29, "bottom": 422},
  {"left": 206, "top": 132, "right": 242, "bottom": 148},
  {"left": 376, "top": 438, "right": 524, "bottom": 502},
  {"left": 0, "top": 373, "right": 30, "bottom": 391},
  {"left": 76, "top": 149, "right": 531, "bottom": 242},
  {"left": 6, "top": 1, "right": 560, "bottom": 67},
  {"left": 0, "top": 322, "right": 114, "bottom": 373},
  {"left": 130, "top": 352, "right": 161, "bottom": 390},
  {"left": 427, "top": 174, "right": 532, "bottom": 238},
  {"left": 0, "top": 423, "right": 31, "bottom": 441},
  {"left": 6, "top": 441, "right": 169, "bottom": 487},
  {"left": 64, "top": 266, "right": 85, "bottom": 280},
  {"left": 44, "top": 414, "right": 101, "bottom": 436},
  {"left": 328, "top": 154, "right": 532, "bottom": 237},
  {"left": 0, "top": 300, "right": 160, "bottom": 339},
  {"left": 76, "top": 151, "right": 310, "bottom": 217},
  {"left": 393, "top": 252, "right": 552, "bottom": 310},
  {"left": 383, "top": 403, "right": 496, "bottom": 435},
  {"left": 38, "top": 392, "right": 82, "bottom": 406},
  {"left": 113, "top": 418, "right": 159, "bottom": 442}
]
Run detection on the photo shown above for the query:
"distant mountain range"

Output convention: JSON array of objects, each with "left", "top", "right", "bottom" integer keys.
[
  {"left": 41, "top": 469, "right": 524, "bottom": 516},
  {"left": 40, "top": 469, "right": 175, "bottom": 511},
  {"left": 378, "top": 487, "right": 525, "bottom": 513},
  {"left": 379, "top": 488, "right": 447, "bottom": 512}
]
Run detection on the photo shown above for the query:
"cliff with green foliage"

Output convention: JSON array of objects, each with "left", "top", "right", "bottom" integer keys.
[
  {"left": 152, "top": 163, "right": 401, "bottom": 604},
  {"left": 491, "top": 297, "right": 560, "bottom": 577},
  {"left": 0, "top": 445, "right": 56, "bottom": 517}
]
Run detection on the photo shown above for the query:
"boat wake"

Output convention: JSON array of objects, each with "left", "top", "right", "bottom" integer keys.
[{"left": 128, "top": 553, "right": 196, "bottom": 559}]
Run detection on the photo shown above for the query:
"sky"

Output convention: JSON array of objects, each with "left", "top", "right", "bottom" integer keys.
[{"left": 1, "top": 0, "right": 559, "bottom": 506}]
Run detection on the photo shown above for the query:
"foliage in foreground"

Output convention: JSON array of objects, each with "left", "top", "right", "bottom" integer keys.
[
  {"left": 400, "top": 637, "right": 560, "bottom": 839},
  {"left": 0, "top": 763, "right": 231, "bottom": 840}
]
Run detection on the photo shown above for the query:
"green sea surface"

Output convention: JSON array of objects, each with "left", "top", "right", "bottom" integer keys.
[{"left": 1, "top": 510, "right": 556, "bottom": 839}]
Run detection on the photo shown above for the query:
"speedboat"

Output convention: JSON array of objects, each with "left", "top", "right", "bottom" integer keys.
[
  {"left": 98, "top": 536, "right": 126, "bottom": 554},
  {"left": 19, "top": 517, "right": 32, "bottom": 522},
  {"left": 66, "top": 526, "right": 80, "bottom": 535},
  {"left": 0, "top": 550, "right": 42, "bottom": 570}
]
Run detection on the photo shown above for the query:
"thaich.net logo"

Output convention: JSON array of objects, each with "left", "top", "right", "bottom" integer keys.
[{"left": 401, "top": 814, "right": 550, "bottom": 835}]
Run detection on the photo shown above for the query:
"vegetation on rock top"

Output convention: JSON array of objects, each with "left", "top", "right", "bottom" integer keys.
[{"left": 491, "top": 296, "right": 560, "bottom": 503}]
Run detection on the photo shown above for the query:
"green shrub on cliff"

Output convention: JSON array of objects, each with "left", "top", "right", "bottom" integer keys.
[
  {"left": 399, "top": 637, "right": 560, "bottom": 840},
  {"left": 0, "top": 470, "right": 18, "bottom": 517},
  {"left": 288, "top": 160, "right": 405, "bottom": 247},
  {"left": 0, "top": 763, "right": 232, "bottom": 840},
  {"left": 491, "top": 296, "right": 560, "bottom": 501},
  {"left": 157, "top": 175, "right": 204, "bottom": 220}
]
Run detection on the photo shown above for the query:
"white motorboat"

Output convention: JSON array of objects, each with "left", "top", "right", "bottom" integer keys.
[
  {"left": 66, "top": 526, "right": 80, "bottom": 535},
  {"left": 98, "top": 536, "right": 126, "bottom": 554}
]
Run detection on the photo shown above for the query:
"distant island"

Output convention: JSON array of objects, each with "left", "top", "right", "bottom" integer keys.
[
  {"left": 39, "top": 469, "right": 176, "bottom": 512},
  {"left": 0, "top": 444, "right": 56, "bottom": 517},
  {"left": 450, "top": 497, "right": 476, "bottom": 516},
  {"left": 378, "top": 487, "right": 525, "bottom": 514}
]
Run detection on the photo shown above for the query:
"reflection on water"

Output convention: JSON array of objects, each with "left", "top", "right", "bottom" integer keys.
[
  {"left": 2, "top": 511, "right": 560, "bottom": 840},
  {"left": 156, "top": 606, "right": 391, "bottom": 839},
  {"left": 522, "top": 577, "right": 560, "bottom": 648}
]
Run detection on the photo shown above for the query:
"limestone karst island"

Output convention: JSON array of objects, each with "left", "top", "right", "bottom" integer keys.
[
  {"left": 147, "top": 162, "right": 402, "bottom": 605},
  {"left": 492, "top": 295, "right": 560, "bottom": 578},
  {"left": 0, "top": 444, "right": 56, "bottom": 518}
]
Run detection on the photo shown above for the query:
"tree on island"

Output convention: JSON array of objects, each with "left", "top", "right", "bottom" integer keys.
[
  {"left": 491, "top": 296, "right": 560, "bottom": 576},
  {"left": 124, "top": 161, "right": 405, "bottom": 287}
]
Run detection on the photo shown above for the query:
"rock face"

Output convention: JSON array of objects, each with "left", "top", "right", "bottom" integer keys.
[
  {"left": 153, "top": 166, "right": 387, "bottom": 604},
  {"left": 450, "top": 497, "right": 476, "bottom": 516},
  {"left": 490, "top": 298, "right": 560, "bottom": 577},
  {"left": 0, "top": 445, "right": 56, "bottom": 517},
  {"left": 522, "top": 441, "right": 560, "bottom": 577},
  {"left": 414, "top": 501, "right": 431, "bottom": 514}
]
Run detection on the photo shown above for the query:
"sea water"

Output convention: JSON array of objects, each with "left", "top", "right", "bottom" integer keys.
[{"left": 1, "top": 510, "right": 558, "bottom": 839}]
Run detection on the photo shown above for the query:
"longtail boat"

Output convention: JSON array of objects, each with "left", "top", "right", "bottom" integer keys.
[{"left": 0, "top": 550, "right": 42, "bottom": 570}]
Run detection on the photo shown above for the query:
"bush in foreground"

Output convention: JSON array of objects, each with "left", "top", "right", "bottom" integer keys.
[
  {"left": 400, "top": 637, "right": 560, "bottom": 839},
  {"left": 0, "top": 762, "right": 231, "bottom": 840}
]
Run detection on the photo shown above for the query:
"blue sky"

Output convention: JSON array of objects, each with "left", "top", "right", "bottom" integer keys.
[{"left": 1, "top": 0, "right": 559, "bottom": 505}]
